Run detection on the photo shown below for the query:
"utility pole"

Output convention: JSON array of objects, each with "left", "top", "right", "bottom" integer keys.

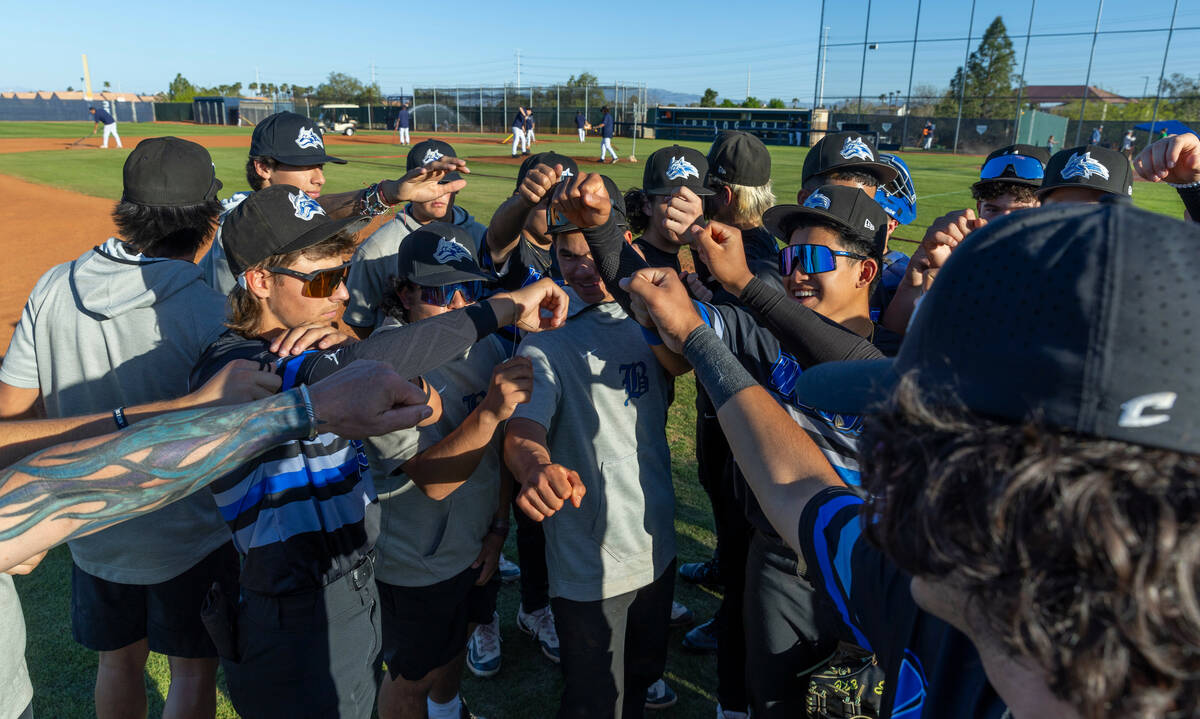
[
  {"left": 1148, "top": 0, "right": 1179, "bottom": 139},
  {"left": 901, "top": 0, "right": 922, "bottom": 149},
  {"left": 746, "top": 65, "right": 751, "bottom": 101},
  {"left": 368, "top": 61, "right": 375, "bottom": 129},
  {"left": 1011, "top": 0, "right": 1037, "bottom": 143},
  {"left": 856, "top": 0, "right": 873, "bottom": 121},
  {"left": 818, "top": 26, "right": 829, "bottom": 107},
  {"left": 1074, "top": 0, "right": 1105, "bottom": 145},
  {"left": 515, "top": 50, "right": 521, "bottom": 92},
  {"left": 952, "top": 0, "right": 978, "bottom": 154},
  {"left": 812, "top": 0, "right": 826, "bottom": 111}
]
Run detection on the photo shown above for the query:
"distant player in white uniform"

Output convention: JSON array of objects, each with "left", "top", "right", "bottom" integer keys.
[
  {"left": 511, "top": 106, "right": 528, "bottom": 157},
  {"left": 525, "top": 109, "right": 536, "bottom": 148},
  {"left": 576, "top": 111, "right": 588, "bottom": 142},
  {"left": 89, "top": 106, "right": 122, "bottom": 149},
  {"left": 598, "top": 106, "right": 618, "bottom": 164},
  {"left": 395, "top": 103, "right": 412, "bottom": 146}
]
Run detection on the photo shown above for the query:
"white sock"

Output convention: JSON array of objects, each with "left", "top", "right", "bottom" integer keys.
[{"left": 428, "top": 694, "right": 462, "bottom": 719}]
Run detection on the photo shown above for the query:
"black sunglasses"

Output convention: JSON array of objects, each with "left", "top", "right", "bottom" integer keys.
[{"left": 265, "top": 262, "right": 350, "bottom": 298}]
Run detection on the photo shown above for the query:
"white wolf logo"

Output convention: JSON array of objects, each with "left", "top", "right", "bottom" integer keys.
[
  {"left": 295, "top": 126, "right": 325, "bottom": 150},
  {"left": 422, "top": 148, "right": 444, "bottom": 165},
  {"left": 289, "top": 191, "right": 326, "bottom": 221},
  {"left": 559, "top": 168, "right": 574, "bottom": 180},
  {"left": 804, "top": 190, "right": 831, "bottom": 209},
  {"left": 433, "top": 237, "right": 472, "bottom": 264},
  {"left": 665, "top": 156, "right": 700, "bottom": 181},
  {"left": 1060, "top": 152, "right": 1110, "bottom": 181},
  {"left": 839, "top": 136, "right": 874, "bottom": 161}
]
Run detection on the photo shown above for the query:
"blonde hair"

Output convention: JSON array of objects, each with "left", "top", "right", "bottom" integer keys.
[{"left": 711, "top": 177, "right": 776, "bottom": 227}]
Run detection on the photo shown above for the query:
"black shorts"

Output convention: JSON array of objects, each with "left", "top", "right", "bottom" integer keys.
[
  {"left": 378, "top": 564, "right": 501, "bottom": 681},
  {"left": 70, "top": 542, "right": 239, "bottom": 657}
]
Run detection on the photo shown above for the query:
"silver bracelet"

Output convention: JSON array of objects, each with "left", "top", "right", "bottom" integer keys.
[
  {"left": 1167, "top": 180, "right": 1200, "bottom": 190},
  {"left": 297, "top": 384, "right": 318, "bottom": 440},
  {"left": 359, "top": 182, "right": 394, "bottom": 217}
]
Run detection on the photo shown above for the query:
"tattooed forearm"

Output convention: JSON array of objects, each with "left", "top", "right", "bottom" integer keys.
[{"left": 0, "top": 390, "right": 311, "bottom": 566}]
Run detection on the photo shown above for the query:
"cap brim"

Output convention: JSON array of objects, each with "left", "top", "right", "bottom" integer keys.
[
  {"left": 439, "top": 171, "right": 463, "bottom": 185},
  {"left": 275, "top": 215, "right": 369, "bottom": 257},
  {"left": 821, "top": 160, "right": 899, "bottom": 186},
  {"left": 270, "top": 152, "right": 348, "bottom": 166},
  {"left": 644, "top": 184, "right": 715, "bottom": 197},
  {"left": 764, "top": 204, "right": 858, "bottom": 241},
  {"left": 972, "top": 177, "right": 1042, "bottom": 192},
  {"left": 407, "top": 264, "right": 498, "bottom": 286},
  {"left": 792, "top": 358, "right": 898, "bottom": 415}
]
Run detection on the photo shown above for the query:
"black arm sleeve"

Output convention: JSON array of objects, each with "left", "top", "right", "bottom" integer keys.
[
  {"left": 301, "top": 303, "right": 499, "bottom": 384},
  {"left": 739, "top": 276, "right": 884, "bottom": 364},
  {"left": 581, "top": 214, "right": 649, "bottom": 315},
  {"left": 1179, "top": 186, "right": 1200, "bottom": 223}
]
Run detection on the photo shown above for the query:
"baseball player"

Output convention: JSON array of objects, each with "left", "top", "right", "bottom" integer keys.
[
  {"left": 576, "top": 111, "right": 588, "bottom": 142},
  {"left": 598, "top": 106, "right": 617, "bottom": 164},
  {"left": 511, "top": 106, "right": 528, "bottom": 157},
  {"left": 524, "top": 108, "right": 536, "bottom": 150},
  {"left": 89, "top": 105, "right": 122, "bottom": 148},
  {"left": 395, "top": 103, "right": 412, "bottom": 145}
]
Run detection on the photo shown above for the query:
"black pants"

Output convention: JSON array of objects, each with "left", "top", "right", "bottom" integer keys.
[
  {"left": 513, "top": 485, "right": 550, "bottom": 612},
  {"left": 698, "top": 413, "right": 753, "bottom": 711},
  {"left": 744, "top": 531, "right": 839, "bottom": 718},
  {"left": 223, "top": 558, "right": 381, "bottom": 719},
  {"left": 551, "top": 561, "right": 676, "bottom": 719}
]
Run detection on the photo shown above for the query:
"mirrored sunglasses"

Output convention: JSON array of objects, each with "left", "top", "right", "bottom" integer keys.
[
  {"left": 778, "top": 244, "right": 867, "bottom": 276},
  {"left": 419, "top": 281, "right": 485, "bottom": 307},
  {"left": 979, "top": 154, "right": 1045, "bottom": 181}
]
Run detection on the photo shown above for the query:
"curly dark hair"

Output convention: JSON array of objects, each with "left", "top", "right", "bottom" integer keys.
[
  {"left": 246, "top": 156, "right": 278, "bottom": 191},
  {"left": 111, "top": 199, "right": 222, "bottom": 259},
  {"left": 860, "top": 374, "right": 1200, "bottom": 719},
  {"left": 623, "top": 187, "right": 650, "bottom": 235},
  {"left": 971, "top": 181, "right": 1038, "bottom": 204}
]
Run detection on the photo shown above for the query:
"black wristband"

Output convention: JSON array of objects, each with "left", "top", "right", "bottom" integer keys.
[
  {"left": 682, "top": 325, "right": 758, "bottom": 411},
  {"left": 112, "top": 406, "right": 129, "bottom": 430}
]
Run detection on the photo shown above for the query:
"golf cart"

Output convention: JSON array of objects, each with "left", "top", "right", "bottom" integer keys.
[{"left": 317, "top": 104, "right": 359, "bottom": 136}]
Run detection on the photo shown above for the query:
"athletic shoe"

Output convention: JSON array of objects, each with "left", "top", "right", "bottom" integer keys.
[
  {"left": 610, "top": 158, "right": 619, "bottom": 164},
  {"left": 682, "top": 617, "right": 718, "bottom": 653},
  {"left": 466, "top": 612, "right": 502, "bottom": 678},
  {"left": 516, "top": 604, "right": 561, "bottom": 663},
  {"left": 497, "top": 554, "right": 521, "bottom": 583},
  {"left": 716, "top": 704, "right": 749, "bottom": 719},
  {"left": 644, "top": 678, "right": 678, "bottom": 710},
  {"left": 679, "top": 559, "right": 722, "bottom": 588},
  {"left": 669, "top": 601, "right": 694, "bottom": 628}
]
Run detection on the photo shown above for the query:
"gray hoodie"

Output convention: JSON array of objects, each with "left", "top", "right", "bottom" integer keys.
[
  {"left": 344, "top": 204, "right": 486, "bottom": 329},
  {"left": 0, "top": 238, "right": 232, "bottom": 583}
]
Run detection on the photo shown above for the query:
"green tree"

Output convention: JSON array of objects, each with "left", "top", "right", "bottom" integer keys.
[
  {"left": 102, "top": 80, "right": 111, "bottom": 90},
  {"left": 66, "top": 85, "right": 74, "bottom": 92},
  {"left": 566, "top": 72, "right": 599, "bottom": 88},
  {"left": 700, "top": 88, "right": 719, "bottom": 107},
  {"left": 741, "top": 96, "right": 762, "bottom": 108},
  {"left": 314, "top": 72, "right": 382, "bottom": 104},
  {"left": 166, "top": 73, "right": 197, "bottom": 102},
  {"left": 937, "top": 16, "right": 1016, "bottom": 118},
  {"left": 791, "top": 97, "right": 799, "bottom": 108},
  {"left": 719, "top": 98, "right": 738, "bottom": 108}
]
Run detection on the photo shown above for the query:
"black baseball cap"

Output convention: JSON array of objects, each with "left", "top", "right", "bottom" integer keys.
[
  {"left": 791, "top": 202, "right": 1200, "bottom": 455},
  {"left": 1038, "top": 145, "right": 1133, "bottom": 199},
  {"left": 972, "top": 144, "right": 1051, "bottom": 191},
  {"left": 802, "top": 131, "right": 898, "bottom": 187},
  {"left": 221, "top": 184, "right": 367, "bottom": 276},
  {"left": 397, "top": 222, "right": 496, "bottom": 286},
  {"left": 249, "top": 112, "right": 347, "bottom": 166},
  {"left": 547, "top": 176, "right": 627, "bottom": 235},
  {"left": 643, "top": 145, "right": 715, "bottom": 196},
  {"left": 406, "top": 139, "right": 462, "bottom": 184},
  {"left": 762, "top": 184, "right": 889, "bottom": 255},
  {"left": 706, "top": 130, "right": 771, "bottom": 186},
  {"left": 121, "top": 137, "right": 222, "bottom": 207},
  {"left": 515, "top": 152, "right": 579, "bottom": 190}
]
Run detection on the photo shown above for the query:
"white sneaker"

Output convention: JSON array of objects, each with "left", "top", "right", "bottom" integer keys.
[
  {"left": 466, "top": 612, "right": 501, "bottom": 678},
  {"left": 716, "top": 704, "right": 749, "bottom": 719},
  {"left": 669, "top": 600, "right": 695, "bottom": 627},
  {"left": 516, "top": 604, "right": 561, "bottom": 663},
  {"left": 498, "top": 554, "right": 521, "bottom": 583}
]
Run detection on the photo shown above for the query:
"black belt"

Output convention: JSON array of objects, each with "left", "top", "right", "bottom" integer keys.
[{"left": 346, "top": 551, "right": 375, "bottom": 591}]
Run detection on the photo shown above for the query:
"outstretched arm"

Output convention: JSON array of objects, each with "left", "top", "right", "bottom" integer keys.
[
  {"left": 317, "top": 158, "right": 470, "bottom": 219},
  {"left": 0, "top": 361, "right": 431, "bottom": 572}
]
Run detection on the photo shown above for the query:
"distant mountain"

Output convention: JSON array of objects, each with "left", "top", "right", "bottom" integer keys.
[{"left": 645, "top": 87, "right": 702, "bottom": 107}]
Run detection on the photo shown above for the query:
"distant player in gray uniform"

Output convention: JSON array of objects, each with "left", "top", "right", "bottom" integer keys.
[
  {"left": 369, "top": 224, "right": 527, "bottom": 719},
  {"left": 344, "top": 139, "right": 486, "bottom": 338}
]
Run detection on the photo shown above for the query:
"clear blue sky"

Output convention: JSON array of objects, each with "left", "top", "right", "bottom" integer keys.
[{"left": 3, "top": 0, "right": 1198, "bottom": 102}]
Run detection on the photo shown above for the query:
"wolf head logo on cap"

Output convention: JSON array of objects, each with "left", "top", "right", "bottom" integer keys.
[
  {"left": 422, "top": 148, "right": 444, "bottom": 165},
  {"left": 433, "top": 237, "right": 473, "bottom": 264},
  {"left": 295, "top": 126, "right": 325, "bottom": 150},
  {"left": 289, "top": 191, "right": 326, "bottom": 221},
  {"left": 665, "top": 156, "right": 700, "bottom": 181},
  {"left": 1060, "top": 152, "right": 1110, "bottom": 181},
  {"left": 839, "top": 136, "right": 875, "bottom": 162},
  {"left": 805, "top": 190, "right": 832, "bottom": 210}
]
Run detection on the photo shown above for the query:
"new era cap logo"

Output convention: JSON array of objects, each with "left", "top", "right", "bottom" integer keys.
[
  {"left": 422, "top": 148, "right": 444, "bottom": 165},
  {"left": 864, "top": 218, "right": 876, "bottom": 231},
  {"left": 804, "top": 190, "right": 831, "bottom": 209},
  {"left": 295, "top": 126, "right": 325, "bottom": 150},
  {"left": 1118, "top": 392, "right": 1176, "bottom": 428},
  {"left": 433, "top": 237, "right": 472, "bottom": 264},
  {"left": 665, "top": 156, "right": 700, "bottom": 181},
  {"left": 1061, "top": 151, "right": 1110, "bottom": 181},
  {"left": 289, "top": 191, "right": 326, "bottom": 221},
  {"left": 839, "top": 136, "right": 874, "bottom": 161}
]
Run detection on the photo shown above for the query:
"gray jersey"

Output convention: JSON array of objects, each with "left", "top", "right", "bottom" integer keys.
[
  {"left": 0, "top": 576, "right": 31, "bottom": 719},
  {"left": 0, "top": 238, "right": 231, "bottom": 584},
  {"left": 367, "top": 331, "right": 509, "bottom": 586},
  {"left": 512, "top": 293, "right": 675, "bottom": 601},
  {"left": 344, "top": 205, "right": 486, "bottom": 329}
]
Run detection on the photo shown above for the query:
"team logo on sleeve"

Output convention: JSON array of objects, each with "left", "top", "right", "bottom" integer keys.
[
  {"left": 295, "top": 126, "right": 325, "bottom": 150},
  {"left": 804, "top": 190, "right": 832, "bottom": 209},
  {"left": 839, "top": 136, "right": 874, "bottom": 161},
  {"left": 1060, "top": 151, "right": 1110, "bottom": 181},
  {"left": 421, "top": 148, "right": 444, "bottom": 165},
  {"left": 665, "top": 156, "right": 700, "bottom": 181},
  {"left": 619, "top": 362, "right": 649, "bottom": 405},
  {"left": 289, "top": 191, "right": 326, "bottom": 221},
  {"left": 433, "top": 236, "right": 472, "bottom": 264}
]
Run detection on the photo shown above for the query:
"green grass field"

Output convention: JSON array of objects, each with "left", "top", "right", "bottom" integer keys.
[{"left": 2, "top": 121, "right": 1188, "bottom": 719}]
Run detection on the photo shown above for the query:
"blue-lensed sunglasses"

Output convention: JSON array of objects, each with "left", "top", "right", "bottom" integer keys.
[
  {"left": 778, "top": 244, "right": 867, "bottom": 276},
  {"left": 419, "top": 281, "right": 485, "bottom": 307},
  {"left": 979, "top": 154, "right": 1045, "bottom": 181}
]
